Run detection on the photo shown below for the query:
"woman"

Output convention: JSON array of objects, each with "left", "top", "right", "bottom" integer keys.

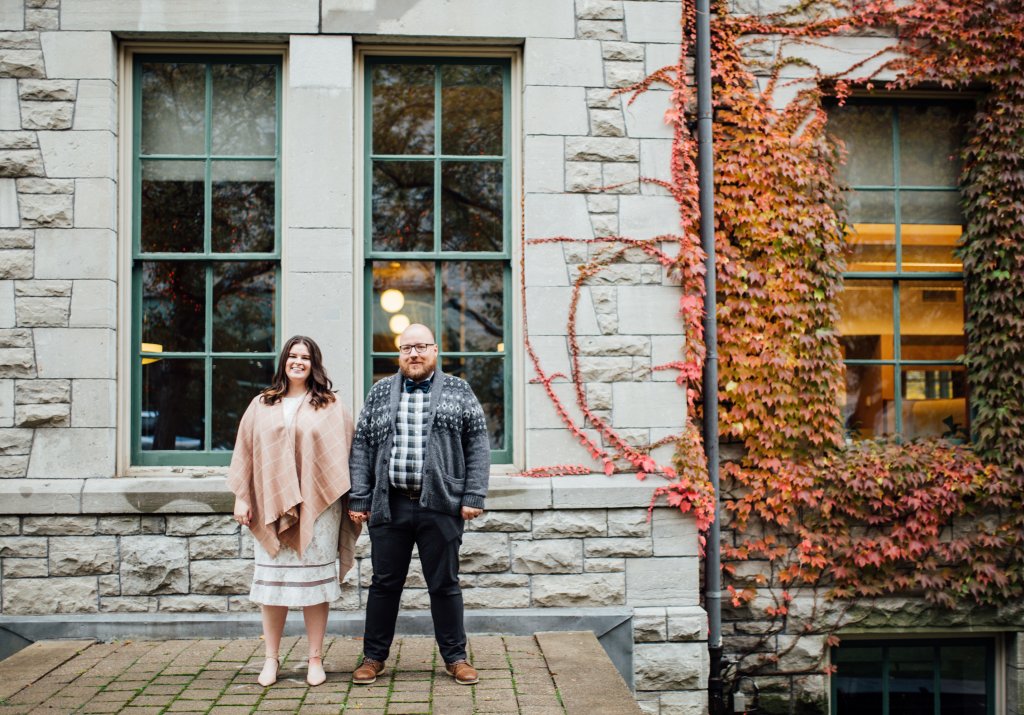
[{"left": 228, "top": 335, "right": 360, "bottom": 687}]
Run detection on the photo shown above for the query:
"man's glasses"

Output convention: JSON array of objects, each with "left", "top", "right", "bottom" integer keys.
[{"left": 399, "top": 343, "right": 436, "bottom": 355}]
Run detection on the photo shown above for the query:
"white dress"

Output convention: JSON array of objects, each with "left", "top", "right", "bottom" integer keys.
[{"left": 248, "top": 396, "right": 344, "bottom": 607}]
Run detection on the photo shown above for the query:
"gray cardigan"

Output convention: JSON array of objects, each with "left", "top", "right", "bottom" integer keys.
[{"left": 348, "top": 369, "right": 491, "bottom": 526}]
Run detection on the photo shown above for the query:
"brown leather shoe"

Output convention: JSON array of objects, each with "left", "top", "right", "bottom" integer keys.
[
  {"left": 445, "top": 660, "right": 479, "bottom": 685},
  {"left": 352, "top": 658, "right": 385, "bottom": 685}
]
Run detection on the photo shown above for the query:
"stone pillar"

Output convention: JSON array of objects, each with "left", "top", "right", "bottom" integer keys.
[
  {"left": 282, "top": 35, "right": 356, "bottom": 405},
  {"left": 0, "top": 19, "right": 117, "bottom": 479}
]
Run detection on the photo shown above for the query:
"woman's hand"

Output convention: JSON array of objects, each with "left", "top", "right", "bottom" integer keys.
[
  {"left": 233, "top": 497, "right": 251, "bottom": 527},
  {"left": 348, "top": 510, "right": 369, "bottom": 525}
]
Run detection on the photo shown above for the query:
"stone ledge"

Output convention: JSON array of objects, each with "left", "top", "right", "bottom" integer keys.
[{"left": 0, "top": 474, "right": 666, "bottom": 514}]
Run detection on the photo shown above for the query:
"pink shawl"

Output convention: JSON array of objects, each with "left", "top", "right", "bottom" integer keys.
[{"left": 226, "top": 394, "right": 361, "bottom": 581}]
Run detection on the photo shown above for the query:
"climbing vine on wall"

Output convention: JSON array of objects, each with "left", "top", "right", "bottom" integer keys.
[{"left": 521, "top": 0, "right": 1024, "bottom": 674}]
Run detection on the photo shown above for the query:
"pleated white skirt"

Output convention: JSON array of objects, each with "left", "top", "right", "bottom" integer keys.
[{"left": 249, "top": 500, "right": 343, "bottom": 607}]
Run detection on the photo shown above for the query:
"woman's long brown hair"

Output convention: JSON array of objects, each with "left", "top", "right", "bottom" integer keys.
[{"left": 260, "top": 335, "right": 336, "bottom": 409}]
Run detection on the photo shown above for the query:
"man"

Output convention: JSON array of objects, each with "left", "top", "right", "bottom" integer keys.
[{"left": 348, "top": 323, "right": 490, "bottom": 686}]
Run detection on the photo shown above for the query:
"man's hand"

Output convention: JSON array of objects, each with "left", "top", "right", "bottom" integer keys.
[
  {"left": 349, "top": 510, "right": 370, "bottom": 524},
  {"left": 461, "top": 506, "right": 483, "bottom": 521},
  {"left": 233, "top": 498, "right": 251, "bottom": 527}
]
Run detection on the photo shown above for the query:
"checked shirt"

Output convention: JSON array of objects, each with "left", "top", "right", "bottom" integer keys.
[{"left": 388, "top": 384, "right": 430, "bottom": 492}]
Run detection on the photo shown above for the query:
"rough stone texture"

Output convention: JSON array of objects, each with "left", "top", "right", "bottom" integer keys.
[
  {"left": 667, "top": 607, "right": 706, "bottom": 641},
  {"left": 634, "top": 608, "right": 668, "bottom": 642},
  {"left": 119, "top": 535, "right": 189, "bottom": 595},
  {"left": 2, "top": 575, "right": 98, "bottom": 613},
  {"left": 20, "top": 101, "right": 74, "bottom": 131},
  {"left": 188, "top": 535, "right": 240, "bottom": 560},
  {"left": 15, "top": 295, "right": 70, "bottom": 326},
  {"left": 584, "top": 536, "right": 653, "bottom": 557},
  {"left": 0, "top": 250, "right": 33, "bottom": 279},
  {"left": 0, "top": 428, "right": 33, "bottom": 454},
  {"left": 532, "top": 573, "right": 625, "bottom": 606},
  {"left": 18, "top": 79, "right": 77, "bottom": 101},
  {"left": 607, "top": 509, "right": 651, "bottom": 537},
  {"left": 532, "top": 509, "right": 606, "bottom": 537},
  {"left": 157, "top": 595, "right": 228, "bottom": 612},
  {"left": 511, "top": 538, "right": 583, "bottom": 574},
  {"left": 165, "top": 515, "right": 239, "bottom": 536},
  {"left": 3, "top": 556, "right": 47, "bottom": 577},
  {"left": 190, "top": 559, "right": 253, "bottom": 595},
  {"left": 49, "top": 535, "right": 117, "bottom": 575},
  {"left": 0, "top": 50, "right": 45, "bottom": 78},
  {"left": 459, "top": 532, "right": 510, "bottom": 573},
  {"left": 634, "top": 643, "right": 705, "bottom": 690},
  {"left": 566, "top": 136, "right": 639, "bottom": 162},
  {"left": 0, "top": 535, "right": 46, "bottom": 557},
  {"left": 15, "top": 378, "right": 69, "bottom": 404},
  {"left": 22, "top": 515, "right": 95, "bottom": 535}
]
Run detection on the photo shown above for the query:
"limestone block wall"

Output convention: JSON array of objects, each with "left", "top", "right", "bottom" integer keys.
[
  {"left": 0, "top": 3, "right": 118, "bottom": 480},
  {"left": 0, "top": 476, "right": 708, "bottom": 714}
]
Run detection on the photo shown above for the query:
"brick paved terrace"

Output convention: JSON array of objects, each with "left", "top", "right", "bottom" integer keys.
[{"left": 0, "top": 633, "right": 640, "bottom": 715}]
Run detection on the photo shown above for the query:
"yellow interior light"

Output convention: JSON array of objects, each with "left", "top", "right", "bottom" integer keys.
[
  {"left": 389, "top": 313, "right": 411, "bottom": 335},
  {"left": 141, "top": 342, "right": 163, "bottom": 366},
  {"left": 380, "top": 288, "right": 405, "bottom": 313}
]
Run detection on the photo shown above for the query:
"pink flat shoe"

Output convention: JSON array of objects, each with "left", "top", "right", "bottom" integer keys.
[{"left": 258, "top": 656, "right": 280, "bottom": 687}]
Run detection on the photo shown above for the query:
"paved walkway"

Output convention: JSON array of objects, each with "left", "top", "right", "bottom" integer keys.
[{"left": 0, "top": 633, "right": 640, "bottom": 715}]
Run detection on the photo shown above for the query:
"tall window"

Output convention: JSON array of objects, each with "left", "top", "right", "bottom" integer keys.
[
  {"left": 831, "top": 639, "right": 994, "bottom": 715},
  {"left": 830, "top": 102, "right": 969, "bottom": 440},
  {"left": 131, "top": 56, "right": 281, "bottom": 466},
  {"left": 364, "top": 57, "right": 512, "bottom": 462}
]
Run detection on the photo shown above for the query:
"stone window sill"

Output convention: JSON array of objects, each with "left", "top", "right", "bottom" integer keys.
[{"left": 0, "top": 474, "right": 665, "bottom": 515}]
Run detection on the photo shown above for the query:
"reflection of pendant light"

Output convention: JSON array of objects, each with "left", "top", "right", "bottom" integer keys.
[
  {"left": 389, "top": 313, "right": 410, "bottom": 334},
  {"left": 141, "top": 342, "right": 163, "bottom": 365},
  {"left": 497, "top": 342, "right": 504, "bottom": 352},
  {"left": 380, "top": 289, "right": 405, "bottom": 313}
]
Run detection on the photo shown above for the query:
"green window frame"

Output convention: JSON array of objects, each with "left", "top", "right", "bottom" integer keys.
[
  {"left": 130, "top": 54, "right": 283, "bottom": 466},
  {"left": 363, "top": 56, "right": 513, "bottom": 463},
  {"left": 830, "top": 100, "right": 970, "bottom": 441},
  {"left": 831, "top": 638, "right": 995, "bottom": 715}
]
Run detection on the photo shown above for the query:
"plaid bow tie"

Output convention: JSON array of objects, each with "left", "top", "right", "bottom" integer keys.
[{"left": 403, "top": 378, "right": 431, "bottom": 394}]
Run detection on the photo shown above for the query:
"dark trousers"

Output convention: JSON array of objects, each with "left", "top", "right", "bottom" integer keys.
[{"left": 363, "top": 491, "right": 467, "bottom": 664}]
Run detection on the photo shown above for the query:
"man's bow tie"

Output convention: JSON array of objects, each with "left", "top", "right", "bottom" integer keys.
[{"left": 404, "top": 378, "right": 431, "bottom": 394}]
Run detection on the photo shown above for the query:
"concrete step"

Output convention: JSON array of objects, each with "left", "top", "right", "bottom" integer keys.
[{"left": 536, "top": 630, "right": 642, "bottom": 714}]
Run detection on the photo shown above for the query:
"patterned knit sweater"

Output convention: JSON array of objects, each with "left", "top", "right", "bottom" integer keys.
[{"left": 349, "top": 369, "right": 491, "bottom": 525}]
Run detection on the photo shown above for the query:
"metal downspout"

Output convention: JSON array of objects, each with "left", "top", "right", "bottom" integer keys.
[{"left": 695, "top": 0, "right": 725, "bottom": 712}]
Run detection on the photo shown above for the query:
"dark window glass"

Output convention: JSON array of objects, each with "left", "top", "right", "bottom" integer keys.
[
  {"left": 832, "top": 640, "right": 991, "bottom": 715},
  {"left": 133, "top": 56, "right": 281, "bottom": 466},
  {"left": 365, "top": 58, "right": 511, "bottom": 462}
]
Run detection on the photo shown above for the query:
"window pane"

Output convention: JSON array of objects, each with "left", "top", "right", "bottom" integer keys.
[
  {"left": 838, "top": 280, "right": 893, "bottom": 359},
  {"left": 441, "top": 161, "right": 503, "bottom": 252},
  {"left": 372, "top": 161, "right": 434, "bottom": 252},
  {"left": 372, "top": 63, "right": 434, "bottom": 155},
  {"left": 211, "top": 358, "right": 274, "bottom": 450},
  {"left": 140, "top": 160, "right": 204, "bottom": 253},
  {"left": 846, "top": 223, "right": 896, "bottom": 273},
  {"left": 443, "top": 356, "right": 504, "bottom": 450},
  {"left": 899, "top": 280, "right": 964, "bottom": 357},
  {"left": 442, "top": 64, "right": 503, "bottom": 156},
  {"left": 833, "top": 646, "right": 883, "bottom": 714},
  {"left": 141, "top": 261, "right": 205, "bottom": 353},
  {"left": 901, "top": 190, "right": 962, "bottom": 227},
  {"left": 846, "top": 190, "right": 894, "bottom": 225},
  {"left": 442, "top": 261, "right": 504, "bottom": 352},
  {"left": 211, "top": 63, "right": 277, "bottom": 156},
  {"left": 213, "top": 261, "right": 276, "bottom": 353},
  {"left": 842, "top": 364, "right": 895, "bottom": 438},
  {"left": 372, "top": 356, "right": 399, "bottom": 384},
  {"left": 140, "top": 62, "right": 205, "bottom": 156},
  {"left": 940, "top": 645, "right": 988, "bottom": 715},
  {"left": 140, "top": 358, "right": 204, "bottom": 451},
  {"left": 902, "top": 367, "right": 968, "bottom": 440},
  {"left": 889, "top": 646, "right": 935, "bottom": 715},
  {"left": 211, "top": 160, "right": 276, "bottom": 253},
  {"left": 899, "top": 105, "right": 964, "bottom": 187},
  {"left": 830, "top": 104, "right": 894, "bottom": 186},
  {"left": 371, "top": 261, "right": 435, "bottom": 352}
]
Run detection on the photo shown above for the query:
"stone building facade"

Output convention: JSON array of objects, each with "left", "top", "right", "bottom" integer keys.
[{"left": 0, "top": 0, "right": 707, "bottom": 713}]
